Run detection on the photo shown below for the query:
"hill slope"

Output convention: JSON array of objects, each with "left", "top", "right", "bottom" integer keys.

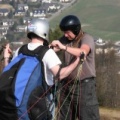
[{"left": 50, "top": 0, "right": 120, "bottom": 41}]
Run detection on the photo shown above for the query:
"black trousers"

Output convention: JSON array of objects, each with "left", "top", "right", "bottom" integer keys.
[{"left": 57, "top": 78, "right": 100, "bottom": 120}]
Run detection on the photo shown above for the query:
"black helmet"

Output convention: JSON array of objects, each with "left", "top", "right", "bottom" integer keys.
[{"left": 59, "top": 15, "right": 81, "bottom": 36}]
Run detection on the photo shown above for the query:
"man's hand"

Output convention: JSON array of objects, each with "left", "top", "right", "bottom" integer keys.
[
  {"left": 50, "top": 40, "right": 66, "bottom": 51},
  {"left": 4, "top": 43, "right": 12, "bottom": 58},
  {"left": 80, "top": 52, "right": 85, "bottom": 64}
]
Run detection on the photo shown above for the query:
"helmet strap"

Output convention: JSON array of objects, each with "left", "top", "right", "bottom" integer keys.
[{"left": 43, "top": 40, "right": 49, "bottom": 46}]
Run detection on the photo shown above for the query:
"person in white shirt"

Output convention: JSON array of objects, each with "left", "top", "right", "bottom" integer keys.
[
  {"left": 3, "top": 18, "right": 80, "bottom": 120},
  {"left": 4, "top": 18, "right": 80, "bottom": 86}
]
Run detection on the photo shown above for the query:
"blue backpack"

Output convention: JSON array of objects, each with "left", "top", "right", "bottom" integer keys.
[{"left": 0, "top": 44, "right": 53, "bottom": 120}]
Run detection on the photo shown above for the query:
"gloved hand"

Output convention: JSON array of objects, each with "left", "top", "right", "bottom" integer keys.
[{"left": 80, "top": 52, "right": 85, "bottom": 64}]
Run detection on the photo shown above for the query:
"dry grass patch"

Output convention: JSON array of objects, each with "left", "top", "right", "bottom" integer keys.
[{"left": 100, "top": 107, "right": 120, "bottom": 120}]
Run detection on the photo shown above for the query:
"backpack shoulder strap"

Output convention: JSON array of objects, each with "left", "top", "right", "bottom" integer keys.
[
  {"left": 18, "top": 44, "right": 49, "bottom": 61},
  {"left": 19, "top": 44, "right": 50, "bottom": 91}
]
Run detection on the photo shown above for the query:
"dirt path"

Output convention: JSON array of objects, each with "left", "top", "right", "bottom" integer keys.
[{"left": 100, "top": 107, "right": 120, "bottom": 120}]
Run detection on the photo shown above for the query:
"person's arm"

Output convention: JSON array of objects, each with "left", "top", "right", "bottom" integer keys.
[
  {"left": 3, "top": 43, "right": 12, "bottom": 67},
  {"left": 50, "top": 57, "right": 79, "bottom": 80},
  {"left": 50, "top": 40, "right": 90, "bottom": 57},
  {"left": 63, "top": 44, "right": 90, "bottom": 57}
]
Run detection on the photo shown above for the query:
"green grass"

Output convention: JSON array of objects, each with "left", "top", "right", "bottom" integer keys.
[{"left": 50, "top": 0, "right": 120, "bottom": 41}]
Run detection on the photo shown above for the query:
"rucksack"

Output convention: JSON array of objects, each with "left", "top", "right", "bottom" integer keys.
[{"left": 0, "top": 44, "right": 53, "bottom": 120}]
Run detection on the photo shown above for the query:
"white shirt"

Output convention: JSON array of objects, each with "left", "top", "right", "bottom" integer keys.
[{"left": 13, "top": 43, "right": 61, "bottom": 86}]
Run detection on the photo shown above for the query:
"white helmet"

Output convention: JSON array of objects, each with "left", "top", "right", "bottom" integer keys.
[{"left": 27, "top": 18, "right": 49, "bottom": 42}]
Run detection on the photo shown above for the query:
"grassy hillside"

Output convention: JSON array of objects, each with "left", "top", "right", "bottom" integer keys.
[{"left": 50, "top": 0, "right": 120, "bottom": 41}]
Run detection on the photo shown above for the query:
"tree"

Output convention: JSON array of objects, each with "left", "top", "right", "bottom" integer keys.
[
  {"left": 49, "top": 26, "right": 63, "bottom": 43},
  {"left": 8, "top": 10, "right": 13, "bottom": 19}
]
